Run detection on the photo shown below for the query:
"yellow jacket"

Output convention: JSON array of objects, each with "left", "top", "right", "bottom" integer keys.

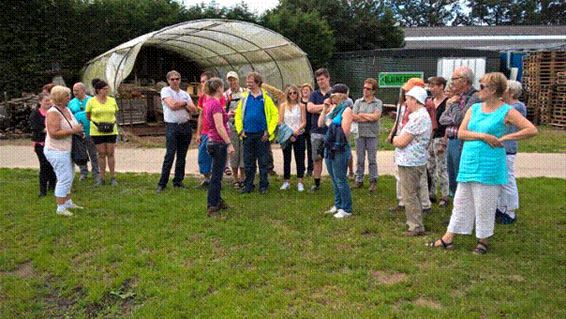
[{"left": 234, "top": 89, "right": 279, "bottom": 141}]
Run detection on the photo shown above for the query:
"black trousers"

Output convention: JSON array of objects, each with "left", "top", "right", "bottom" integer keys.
[
  {"left": 34, "top": 144, "right": 56, "bottom": 194},
  {"left": 282, "top": 134, "right": 306, "bottom": 180},
  {"left": 158, "top": 122, "right": 192, "bottom": 187},
  {"left": 305, "top": 131, "right": 313, "bottom": 173},
  {"left": 206, "top": 142, "right": 228, "bottom": 208}
]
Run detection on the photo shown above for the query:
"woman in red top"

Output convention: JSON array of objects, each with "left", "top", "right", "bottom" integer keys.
[{"left": 204, "top": 78, "right": 235, "bottom": 217}]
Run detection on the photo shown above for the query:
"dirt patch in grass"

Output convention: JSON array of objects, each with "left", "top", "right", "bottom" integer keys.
[
  {"left": 85, "top": 278, "right": 140, "bottom": 318},
  {"left": 44, "top": 284, "right": 86, "bottom": 317},
  {"left": 413, "top": 297, "right": 442, "bottom": 309},
  {"left": 371, "top": 271, "right": 407, "bottom": 285},
  {"left": 3, "top": 261, "right": 35, "bottom": 278}
]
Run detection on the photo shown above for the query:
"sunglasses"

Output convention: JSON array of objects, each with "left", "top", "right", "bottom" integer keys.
[
  {"left": 451, "top": 76, "right": 463, "bottom": 81},
  {"left": 169, "top": 78, "right": 180, "bottom": 81},
  {"left": 363, "top": 87, "right": 373, "bottom": 91},
  {"left": 289, "top": 92, "right": 298, "bottom": 95}
]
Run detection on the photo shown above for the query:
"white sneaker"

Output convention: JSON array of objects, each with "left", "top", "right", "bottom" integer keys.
[
  {"left": 324, "top": 206, "right": 338, "bottom": 214},
  {"left": 333, "top": 209, "right": 352, "bottom": 219},
  {"left": 66, "top": 203, "right": 84, "bottom": 210},
  {"left": 297, "top": 183, "right": 305, "bottom": 192},
  {"left": 56, "top": 209, "right": 73, "bottom": 217},
  {"left": 280, "top": 182, "right": 290, "bottom": 190}
]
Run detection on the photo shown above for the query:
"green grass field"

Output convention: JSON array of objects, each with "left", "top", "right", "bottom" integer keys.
[{"left": 1, "top": 169, "right": 564, "bottom": 318}]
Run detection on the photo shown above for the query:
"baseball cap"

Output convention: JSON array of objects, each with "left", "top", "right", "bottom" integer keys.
[
  {"left": 405, "top": 86, "right": 428, "bottom": 105},
  {"left": 226, "top": 71, "right": 239, "bottom": 80},
  {"left": 402, "top": 78, "right": 425, "bottom": 91},
  {"left": 330, "top": 83, "right": 349, "bottom": 95}
]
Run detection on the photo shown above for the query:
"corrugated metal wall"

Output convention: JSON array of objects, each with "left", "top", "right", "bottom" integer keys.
[{"left": 328, "top": 48, "right": 501, "bottom": 105}]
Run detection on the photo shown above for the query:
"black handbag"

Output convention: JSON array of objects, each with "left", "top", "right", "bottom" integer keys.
[
  {"left": 54, "top": 107, "right": 90, "bottom": 165},
  {"left": 93, "top": 121, "right": 115, "bottom": 133}
]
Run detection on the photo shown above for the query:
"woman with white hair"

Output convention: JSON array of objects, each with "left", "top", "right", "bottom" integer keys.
[
  {"left": 44, "top": 85, "right": 85, "bottom": 216},
  {"left": 392, "top": 86, "right": 432, "bottom": 236},
  {"left": 496, "top": 80, "right": 527, "bottom": 224}
]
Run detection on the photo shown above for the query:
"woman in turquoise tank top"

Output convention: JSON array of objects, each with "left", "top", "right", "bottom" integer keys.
[{"left": 428, "top": 73, "right": 537, "bottom": 254}]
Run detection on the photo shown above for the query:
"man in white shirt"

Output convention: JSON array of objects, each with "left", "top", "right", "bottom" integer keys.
[{"left": 157, "top": 70, "right": 197, "bottom": 192}]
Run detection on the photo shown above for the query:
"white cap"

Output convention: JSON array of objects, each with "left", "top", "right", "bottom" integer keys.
[
  {"left": 226, "top": 71, "right": 239, "bottom": 80},
  {"left": 405, "top": 86, "right": 428, "bottom": 105}
]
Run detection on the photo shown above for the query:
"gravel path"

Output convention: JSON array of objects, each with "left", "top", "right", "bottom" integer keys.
[{"left": 1, "top": 144, "right": 564, "bottom": 178}]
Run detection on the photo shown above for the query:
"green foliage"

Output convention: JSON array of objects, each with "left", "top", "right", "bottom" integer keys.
[
  {"left": 389, "top": 0, "right": 462, "bottom": 27},
  {"left": 1, "top": 168, "right": 565, "bottom": 317},
  {"left": 455, "top": 0, "right": 566, "bottom": 25},
  {"left": 262, "top": 8, "right": 334, "bottom": 68}
]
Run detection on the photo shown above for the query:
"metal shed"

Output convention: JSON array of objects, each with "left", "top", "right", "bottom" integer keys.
[{"left": 328, "top": 48, "right": 500, "bottom": 104}]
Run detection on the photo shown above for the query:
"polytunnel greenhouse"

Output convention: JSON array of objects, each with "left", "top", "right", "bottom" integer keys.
[{"left": 82, "top": 19, "right": 314, "bottom": 93}]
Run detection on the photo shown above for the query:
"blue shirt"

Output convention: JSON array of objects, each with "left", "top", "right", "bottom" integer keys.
[
  {"left": 68, "top": 96, "right": 92, "bottom": 136},
  {"left": 503, "top": 101, "right": 527, "bottom": 154},
  {"left": 309, "top": 89, "right": 331, "bottom": 134},
  {"left": 457, "top": 103, "right": 512, "bottom": 185},
  {"left": 243, "top": 93, "right": 267, "bottom": 133}
]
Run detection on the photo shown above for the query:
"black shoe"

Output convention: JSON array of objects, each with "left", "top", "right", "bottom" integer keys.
[
  {"left": 259, "top": 188, "right": 268, "bottom": 194},
  {"left": 173, "top": 183, "right": 188, "bottom": 189},
  {"left": 422, "top": 208, "right": 432, "bottom": 215},
  {"left": 306, "top": 171, "right": 313, "bottom": 177},
  {"left": 156, "top": 185, "right": 165, "bottom": 193},
  {"left": 429, "top": 196, "right": 437, "bottom": 203},
  {"left": 308, "top": 185, "right": 320, "bottom": 193},
  {"left": 39, "top": 192, "right": 47, "bottom": 197},
  {"left": 239, "top": 188, "right": 253, "bottom": 194}
]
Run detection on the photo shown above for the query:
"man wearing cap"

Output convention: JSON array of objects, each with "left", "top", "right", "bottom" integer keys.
[
  {"left": 223, "top": 71, "right": 246, "bottom": 188},
  {"left": 307, "top": 68, "right": 332, "bottom": 192},
  {"left": 156, "top": 70, "right": 197, "bottom": 193},
  {"left": 388, "top": 78, "right": 432, "bottom": 214},
  {"left": 392, "top": 86, "right": 432, "bottom": 236},
  {"left": 234, "top": 71, "right": 279, "bottom": 194},
  {"left": 439, "top": 66, "right": 481, "bottom": 197}
]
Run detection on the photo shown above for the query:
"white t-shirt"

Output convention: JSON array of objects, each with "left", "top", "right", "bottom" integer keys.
[{"left": 161, "top": 86, "right": 191, "bottom": 123}]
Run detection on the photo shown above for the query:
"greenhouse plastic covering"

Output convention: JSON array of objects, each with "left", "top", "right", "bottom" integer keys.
[{"left": 82, "top": 19, "right": 314, "bottom": 93}]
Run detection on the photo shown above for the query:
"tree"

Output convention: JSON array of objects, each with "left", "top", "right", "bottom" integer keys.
[
  {"left": 389, "top": 0, "right": 461, "bottom": 27},
  {"left": 262, "top": 8, "right": 334, "bottom": 68},
  {"left": 454, "top": 0, "right": 566, "bottom": 25}
]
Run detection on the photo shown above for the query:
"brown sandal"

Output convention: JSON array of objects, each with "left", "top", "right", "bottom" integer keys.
[{"left": 473, "top": 241, "right": 488, "bottom": 255}]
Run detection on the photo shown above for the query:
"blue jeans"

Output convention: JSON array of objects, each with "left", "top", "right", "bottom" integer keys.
[
  {"left": 243, "top": 132, "right": 269, "bottom": 191},
  {"left": 158, "top": 122, "right": 191, "bottom": 187},
  {"left": 198, "top": 134, "right": 212, "bottom": 175},
  {"left": 447, "top": 138, "right": 462, "bottom": 197},
  {"left": 325, "top": 146, "right": 352, "bottom": 213},
  {"left": 207, "top": 142, "right": 228, "bottom": 208}
]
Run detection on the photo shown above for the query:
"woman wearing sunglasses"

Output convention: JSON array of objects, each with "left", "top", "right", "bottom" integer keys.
[
  {"left": 428, "top": 72, "right": 537, "bottom": 254},
  {"left": 278, "top": 85, "right": 307, "bottom": 191}
]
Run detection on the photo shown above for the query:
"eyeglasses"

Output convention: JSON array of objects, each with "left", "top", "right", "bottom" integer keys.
[
  {"left": 363, "top": 87, "right": 373, "bottom": 91},
  {"left": 169, "top": 78, "right": 180, "bottom": 81},
  {"left": 451, "top": 76, "right": 463, "bottom": 81},
  {"left": 289, "top": 92, "right": 298, "bottom": 95}
]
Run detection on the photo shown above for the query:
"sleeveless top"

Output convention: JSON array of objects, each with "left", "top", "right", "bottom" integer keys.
[
  {"left": 457, "top": 103, "right": 512, "bottom": 185},
  {"left": 284, "top": 104, "right": 302, "bottom": 132},
  {"left": 45, "top": 106, "right": 78, "bottom": 152}
]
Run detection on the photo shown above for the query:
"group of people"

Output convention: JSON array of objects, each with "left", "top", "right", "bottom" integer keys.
[
  {"left": 32, "top": 65, "right": 537, "bottom": 254},
  {"left": 30, "top": 79, "right": 119, "bottom": 216}
]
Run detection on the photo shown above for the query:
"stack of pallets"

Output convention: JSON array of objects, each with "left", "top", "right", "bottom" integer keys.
[
  {"left": 522, "top": 51, "right": 566, "bottom": 128},
  {"left": 551, "top": 72, "right": 566, "bottom": 128}
]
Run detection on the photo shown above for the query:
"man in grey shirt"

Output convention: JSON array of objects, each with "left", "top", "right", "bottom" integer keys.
[
  {"left": 352, "top": 78, "right": 382, "bottom": 192},
  {"left": 439, "top": 66, "right": 481, "bottom": 197}
]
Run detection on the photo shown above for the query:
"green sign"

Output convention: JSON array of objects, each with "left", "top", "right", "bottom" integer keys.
[{"left": 378, "top": 72, "right": 424, "bottom": 88}]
